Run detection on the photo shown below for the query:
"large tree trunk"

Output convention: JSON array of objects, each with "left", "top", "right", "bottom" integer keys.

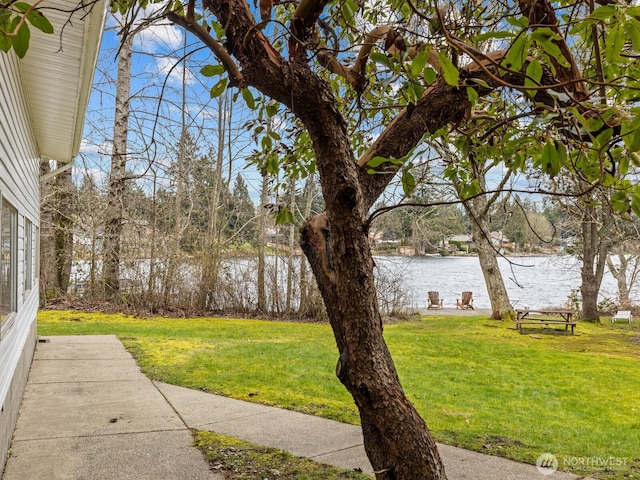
[
  {"left": 198, "top": 95, "right": 227, "bottom": 311},
  {"left": 191, "top": 2, "right": 459, "bottom": 473},
  {"left": 147, "top": 169, "right": 159, "bottom": 310},
  {"left": 470, "top": 214, "right": 513, "bottom": 320},
  {"left": 580, "top": 204, "right": 608, "bottom": 321},
  {"left": 607, "top": 252, "right": 633, "bottom": 310},
  {"left": 296, "top": 69, "right": 446, "bottom": 479},
  {"left": 178, "top": 0, "right": 480, "bottom": 470},
  {"left": 103, "top": 34, "right": 132, "bottom": 299},
  {"left": 454, "top": 156, "right": 513, "bottom": 320},
  {"left": 301, "top": 213, "right": 445, "bottom": 479},
  {"left": 40, "top": 161, "right": 73, "bottom": 301},
  {"left": 285, "top": 176, "right": 296, "bottom": 313},
  {"left": 298, "top": 173, "right": 316, "bottom": 316},
  {"left": 256, "top": 171, "right": 269, "bottom": 313}
]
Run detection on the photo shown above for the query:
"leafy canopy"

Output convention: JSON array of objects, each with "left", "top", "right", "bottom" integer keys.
[{"left": 7, "top": 0, "right": 640, "bottom": 217}]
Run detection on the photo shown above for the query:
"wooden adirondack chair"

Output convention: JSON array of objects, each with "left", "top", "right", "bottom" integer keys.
[
  {"left": 428, "top": 291, "right": 443, "bottom": 309},
  {"left": 456, "top": 291, "right": 474, "bottom": 310}
]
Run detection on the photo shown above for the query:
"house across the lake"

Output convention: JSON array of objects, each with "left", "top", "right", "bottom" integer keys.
[{"left": 0, "top": 1, "right": 106, "bottom": 475}]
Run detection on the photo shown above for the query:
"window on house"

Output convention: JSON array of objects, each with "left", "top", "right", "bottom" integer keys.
[
  {"left": 35, "top": 225, "right": 39, "bottom": 282},
  {"left": 0, "top": 198, "right": 18, "bottom": 337},
  {"left": 25, "top": 218, "right": 33, "bottom": 292}
]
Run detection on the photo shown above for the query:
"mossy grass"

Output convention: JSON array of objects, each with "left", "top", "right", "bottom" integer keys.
[
  {"left": 193, "top": 431, "right": 370, "bottom": 479},
  {"left": 38, "top": 310, "right": 640, "bottom": 479}
]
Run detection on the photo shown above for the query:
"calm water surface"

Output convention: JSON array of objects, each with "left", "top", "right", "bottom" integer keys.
[{"left": 375, "top": 255, "right": 631, "bottom": 310}]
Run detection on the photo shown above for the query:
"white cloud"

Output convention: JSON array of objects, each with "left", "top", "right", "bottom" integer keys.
[
  {"left": 155, "top": 56, "right": 196, "bottom": 85},
  {"left": 134, "top": 22, "right": 184, "bottom": 52},
  {"left": 108, "top": 8, "right": 184, "bottom": 53},
  {"left": 79, "top": 139, "right": 111, "bottom": 156}
]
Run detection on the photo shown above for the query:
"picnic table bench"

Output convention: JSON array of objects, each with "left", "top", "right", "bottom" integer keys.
[{"left": 515, "top": 309, "right": 576, "bottom": 334}]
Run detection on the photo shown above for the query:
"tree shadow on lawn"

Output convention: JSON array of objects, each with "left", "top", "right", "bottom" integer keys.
[{"left": 510, "top": 326, "right": 576, "bottom": 337}]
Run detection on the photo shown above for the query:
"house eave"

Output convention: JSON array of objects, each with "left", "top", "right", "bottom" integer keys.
[{"left": 20, "top": 0, "right": 108, "bottom": 164}]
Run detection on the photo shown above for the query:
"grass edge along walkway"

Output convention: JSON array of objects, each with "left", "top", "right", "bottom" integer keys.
[
  {"left": 37, "top": 310, "right": 640, "bottom": 480},
  {"left": 194, "top": 431, "right": 370, "bottom": 479}
]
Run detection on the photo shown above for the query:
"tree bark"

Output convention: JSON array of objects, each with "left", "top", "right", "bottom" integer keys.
[
  {"left": 607, "top": 253, "right": 631, "bottom": 309},
  {"left": 180, "top": 1, "right": 470, "bottom": 476},
  {"left": 469, "top": 209, "right": 513, "bottom": 320},
  {"left": 293, "top": 65, "right": 445, "bottom": 480},
  {"left": 198, "top": 94, "right": 228, "bottom": 311},
  {"left": 298, "top": 173, "right": 316, "bottom": 316},
  {"left": 580, "top": 204, "right": 608, "bottom": 321},
  {"left": 257, "top": 171, "right": 269, "bottom": 313},
  {"left": 286, "top": 176, "right": 296, "bottom": 313},
  {"left": 103, "top": 34, "right": 132, "bottom": 299},
  {"left": 40, "top": 161, "right": 73, "bottom": 301},
  {"left": 147, "top": 168, "right": 159, "bottom": 309},
  {"left": 450, "top": 150, "right": 514, "bottom": 320},
  {"left": 301, "top": 210, "right": 445, "bottom": 479}
]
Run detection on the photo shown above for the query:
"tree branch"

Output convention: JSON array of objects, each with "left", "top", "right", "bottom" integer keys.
[
  {"left": 166, "top": 6, "right": 243, "bottom": 86},
  {"left": 517, "top": 0, "right": 589, "bottom": 101}
]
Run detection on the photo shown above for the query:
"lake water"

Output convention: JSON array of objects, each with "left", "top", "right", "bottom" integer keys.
[
  {"left": 72, "top": 254, "right": 634, "bottom": 312},
  {"left": 374, "top": 255, "right": 632, "bottom": 310}
]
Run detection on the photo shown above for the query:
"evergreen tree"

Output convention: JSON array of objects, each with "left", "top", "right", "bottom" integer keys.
[{"left": 227, "top": 174, "right": 256, "bottom": 245}]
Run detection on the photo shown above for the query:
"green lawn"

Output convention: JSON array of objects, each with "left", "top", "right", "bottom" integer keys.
[{"left": 38, "top": 310, "right": 640, "bottom": 479}]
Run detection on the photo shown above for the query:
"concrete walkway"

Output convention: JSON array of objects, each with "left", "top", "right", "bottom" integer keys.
[{"left": 2, "top": 335, "right": 593, "bottom": 480}]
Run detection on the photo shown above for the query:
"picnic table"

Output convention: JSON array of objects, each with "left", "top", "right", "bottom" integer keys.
[{"left": 515, "top": 309, "right": 576, "bottom": 334}]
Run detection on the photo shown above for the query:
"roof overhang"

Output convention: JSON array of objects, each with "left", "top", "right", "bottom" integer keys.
[{"left": 20, "top": 0, "right": 108, "bottom": 165}]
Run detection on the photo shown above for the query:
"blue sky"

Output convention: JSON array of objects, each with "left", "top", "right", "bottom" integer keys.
[
  {"left": 78, "top": 11, "right": 265, "bottom": 202},
  {"left": 76, "top": 9, "right": 536, "bottom": 209}
]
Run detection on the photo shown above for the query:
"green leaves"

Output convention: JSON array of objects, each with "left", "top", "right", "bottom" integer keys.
[
  {"left": 0, "top": 2, "right": 54, "bottom": 58},
  {"left": 341, "top": 0, "right": 358, "bottom": 25},
  {"left": 366, "top": 155, "right": 403, "bottom": 174},
  {"left": 632, "top": 186, "right": 640, "bottom": 218},
  {"left": 604, "top": 23, "right": 625, "bottom": 64},
  {"left": 409, "top": 48, "right": 429, "bottom": 77},
  {"left": 265, "top": 102, "right": 279, "bottom": 118},
  {"left": 200, "top": 64, "right": 239, "bottom": 100},
  {"left": 625, "top": 18, "right": 640, "bottom": 51},
  {"left": 201, "top": 64, "right": 227, "bottom": 98},
  {"left": 531, "top": 28, "right": 569, "bottom": 68},
  {"left": 15, "top": 2, "right": 53, "bottom": 33},
  {"left": 370, "top": 51, "right": 392, "bottom": 70},
  {"left": 241, "top": 88, "right": 256, "bottom": 110},
  {"left": 438, "top": 51, "right": 459, "bottom": 86},
  {"left": 590, "top": 5, "right": 617, "bottom": 21},
  {"left": 200, "top": 64, "right": 225, "bottom": 77},
  {"left": 621, "top": 112, "right": 640, "bottom": 153},
  {"left": 401, "top": 168, "right": 416, "bottom": 197},
  {"left": 209, "top": 78, "right": 228, "bottom": 98},
  {"left": 503, "top": 35, "right": 528, "bottom": 71},
  {"left": 535, "top": 140, "right": 565, "bottom": 177},
  {"left": 365, "top": 155, "right": 415, "bottom": 196},
  {"left": 274, "top": 206, "right": 295, "bottom": 225},
  {"left": 524, "top": 58, "right": 543, "bottom": 95},
  {"left": 11, "top": 17, "right": 30, "bottom": 58}
]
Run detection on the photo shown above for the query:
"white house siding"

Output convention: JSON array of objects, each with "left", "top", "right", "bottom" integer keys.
[{"left": 0, "top": 50, "right": 41, "bottom": 477}]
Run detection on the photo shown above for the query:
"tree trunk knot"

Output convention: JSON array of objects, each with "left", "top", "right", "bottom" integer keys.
[
  {"left": 336, "top": 350, "right": 348, "bottom": 383},
  {"left": 339, "top": 186, "right": 357, "bottom": 207}
]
